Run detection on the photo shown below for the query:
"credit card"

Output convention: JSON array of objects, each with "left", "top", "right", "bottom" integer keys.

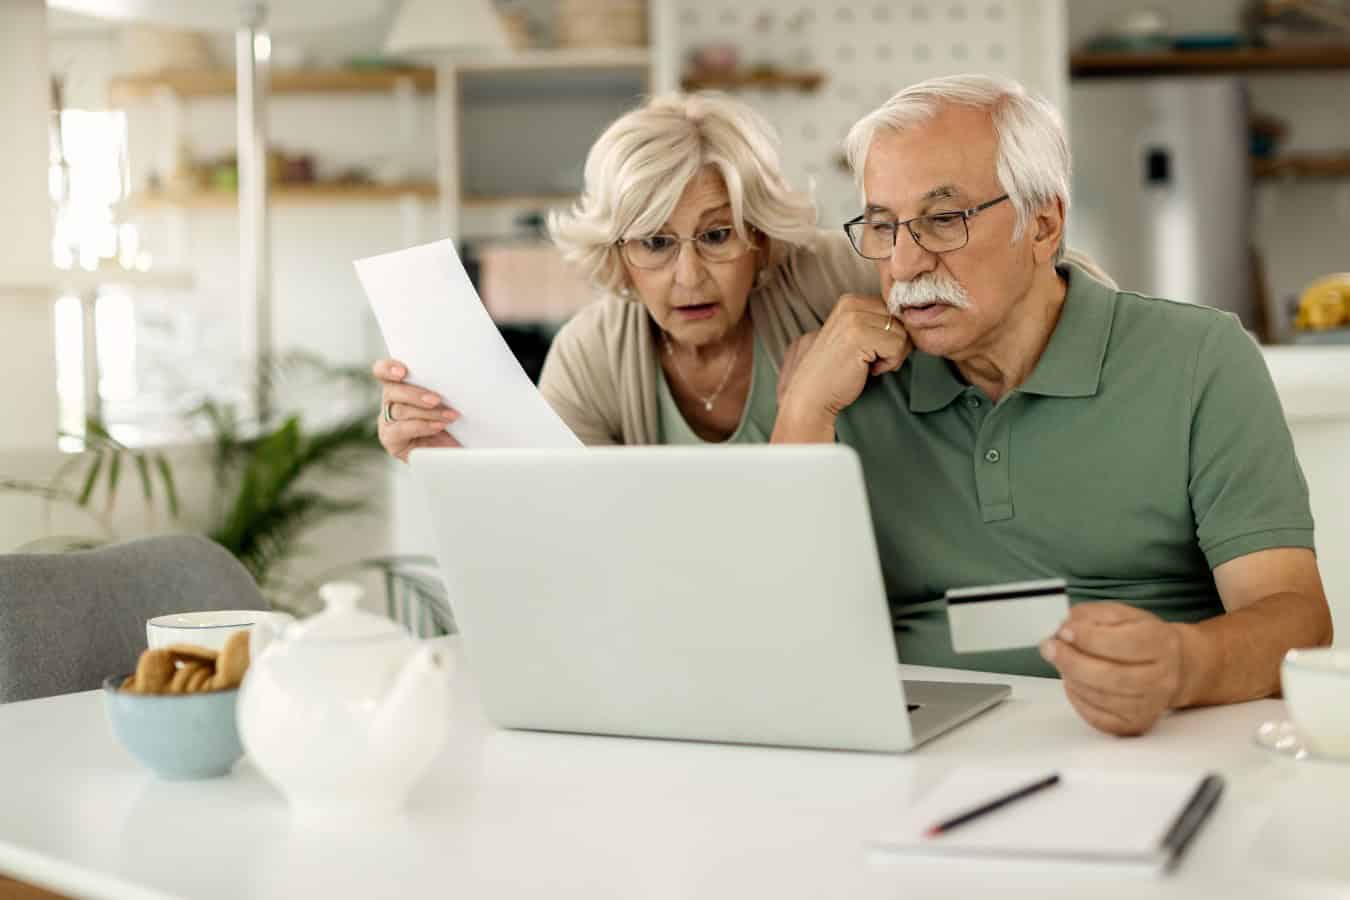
[{"left": 945, "top": 578, "right": 1070, "bottom": 654}]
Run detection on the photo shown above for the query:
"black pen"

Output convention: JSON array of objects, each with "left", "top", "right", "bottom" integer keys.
[{"left": 925, "top": 773, "right": 1061, "bottom": 838}]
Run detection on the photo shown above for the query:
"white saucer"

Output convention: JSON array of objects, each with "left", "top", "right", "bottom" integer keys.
[{"left": 1253, "top": 719, "right": 1350, "bottom": 764}]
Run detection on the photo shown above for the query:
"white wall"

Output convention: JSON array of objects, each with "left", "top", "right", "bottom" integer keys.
[
  {"left": 1291, "top": 418, "right": 1350, "bottom": 643},
  {"left": 0, "top": 1, "right": 60, "bottom": 455}
]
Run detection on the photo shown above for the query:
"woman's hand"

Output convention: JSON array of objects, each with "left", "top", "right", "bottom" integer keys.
[{"left": 373, "top": 358, "right": 462, "bottom": 462}]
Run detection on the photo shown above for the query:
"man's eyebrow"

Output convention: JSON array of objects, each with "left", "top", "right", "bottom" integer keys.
[
  {"left": 864, "top": 203, "right": 895, "bottom": 217},
  {"left": 921, "top": 184, "right": 960, "bottom": 202}
]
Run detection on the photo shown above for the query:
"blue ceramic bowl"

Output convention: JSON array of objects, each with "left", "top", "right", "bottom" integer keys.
[{"left": 103, "top": 675, "right": 244, "bottom": 779}]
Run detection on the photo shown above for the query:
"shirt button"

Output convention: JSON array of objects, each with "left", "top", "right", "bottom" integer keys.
[
  {"left": 984, "top": 449, "right": 1001, "bottom": 463},
  {"left": 966, "top": 396, "right": 980, "bottom": 409}
]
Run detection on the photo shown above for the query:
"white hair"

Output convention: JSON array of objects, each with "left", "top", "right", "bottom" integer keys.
[
  {"left": 550, "top": 92, "right": 818, "bottom": 295},
  {"left": 845, "top": 74, "right": 1071, "bottom": 262}
]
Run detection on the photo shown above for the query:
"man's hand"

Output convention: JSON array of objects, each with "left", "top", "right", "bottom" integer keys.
[
  {"left": 772, "top": 294, "right": 910, "bottom": 442},
  {"left": 1039, "top": 602, "right": 1185, "bottom": 737},
  {"left": 777, "top": 330, "right": 819, "bottom": 405}
]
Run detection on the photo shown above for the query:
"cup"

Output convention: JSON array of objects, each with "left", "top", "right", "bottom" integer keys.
[
  {"left": 1281, "top": 647, "right": 1350, "bottom": 759},
  {"left": 146, "top": 610, "right": 294, "bottom": 652}
]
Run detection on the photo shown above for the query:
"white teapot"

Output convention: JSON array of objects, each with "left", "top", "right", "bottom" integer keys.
[{"left": 238, "top": 582, "right": 451, "bottom": 822}]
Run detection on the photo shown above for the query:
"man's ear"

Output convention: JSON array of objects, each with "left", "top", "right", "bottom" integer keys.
[{"left": 1030, "top": 197, "right": 1066, "bottom": 265}]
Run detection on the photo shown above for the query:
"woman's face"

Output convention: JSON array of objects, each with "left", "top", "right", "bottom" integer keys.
[{"left": 620, "top": 167, "right": 760, "bottom": 348}]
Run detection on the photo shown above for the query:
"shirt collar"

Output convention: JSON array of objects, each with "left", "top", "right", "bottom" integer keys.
[
  {"left": 906, "top": 262, "right": 1116, "bottom": 413},
  {"left": 908, "top": 351, "right": 967, "bottom": 413},
  {"left": 1016, "top": 262, "right": 1116, "bottom": 398}
]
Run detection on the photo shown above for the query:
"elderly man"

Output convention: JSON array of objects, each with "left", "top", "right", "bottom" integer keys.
[{"left": 774, "top": 74, "right": 1333, "bottom": 737}]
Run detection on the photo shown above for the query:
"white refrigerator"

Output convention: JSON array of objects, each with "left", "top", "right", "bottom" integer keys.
[{"left": 1067, "top": 77, "right": 1262, "bottom": 334}]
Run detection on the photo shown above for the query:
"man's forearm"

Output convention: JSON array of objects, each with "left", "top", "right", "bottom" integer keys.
[
  {"left": 1172, "top": 592, "right": 1334, "bottom": 709},
  {"left": 770, "top": 401, "right": 836, "bottom": 444}
]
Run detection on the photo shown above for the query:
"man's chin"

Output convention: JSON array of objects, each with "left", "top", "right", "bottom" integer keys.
[{"left": 906, "top": 326, "right": 961, "bottom": 359}]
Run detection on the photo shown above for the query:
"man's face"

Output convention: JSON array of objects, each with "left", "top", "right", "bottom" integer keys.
[{"left": 861, "top": 105, "right": 1041, "bottom": 362}]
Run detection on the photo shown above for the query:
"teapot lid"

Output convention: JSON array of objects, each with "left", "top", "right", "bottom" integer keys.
[{"left": 289, "top": 582, "right": 405, "bottom": 642}]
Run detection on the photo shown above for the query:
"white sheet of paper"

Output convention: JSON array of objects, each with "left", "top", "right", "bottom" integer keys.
[
  {"left": 874, "top": 767, "right": 1208, "bottom": 870},
  {"left": 354, "top": 238, "right": 582, "bottom": 449}
]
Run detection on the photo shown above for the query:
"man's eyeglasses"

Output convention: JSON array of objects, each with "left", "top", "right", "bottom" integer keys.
[
  {"left": 843, "top": 194, "right": 1010, "bottom": 259},
  {"left": 616, "top": 227, "right": 756, "bottom": 270}
]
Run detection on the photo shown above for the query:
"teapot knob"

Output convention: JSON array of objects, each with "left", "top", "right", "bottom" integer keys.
[{"left": 318, "top": 581, "right": 363, "bottom": 613}]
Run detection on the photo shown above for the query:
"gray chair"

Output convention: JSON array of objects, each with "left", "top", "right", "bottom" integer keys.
[{"left": 0, "top": 535, "right": 268, "bottom": 703}]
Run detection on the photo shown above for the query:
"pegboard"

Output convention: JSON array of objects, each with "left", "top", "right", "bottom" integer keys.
[{"left": 665, "top": 0, "right": 1066, "bottom": 226}]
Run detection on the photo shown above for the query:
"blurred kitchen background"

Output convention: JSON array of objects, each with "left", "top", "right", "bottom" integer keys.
[{"left": 1, "top": 0, "right": 1348, "bottom": 632}]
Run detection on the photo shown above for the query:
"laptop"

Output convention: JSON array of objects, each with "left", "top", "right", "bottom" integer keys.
[{"left": 410, "top": 445, "right": 1009, "bottom": 753}]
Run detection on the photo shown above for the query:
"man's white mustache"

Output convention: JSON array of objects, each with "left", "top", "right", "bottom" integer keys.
[{"left": 887, "top": 273, "right": 970, "bottom": 315}]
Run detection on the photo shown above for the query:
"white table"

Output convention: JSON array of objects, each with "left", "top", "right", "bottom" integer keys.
[{"left": 1, "top": 638, "right": 1347, "bottom": 900}]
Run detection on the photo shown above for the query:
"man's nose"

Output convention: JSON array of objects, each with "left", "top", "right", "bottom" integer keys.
[{"left": 888, "top": 227, "right": 939, "bottom": 285}]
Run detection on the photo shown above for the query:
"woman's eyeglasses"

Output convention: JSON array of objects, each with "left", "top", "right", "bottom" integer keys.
[{"left": 617, "top": 226, "right": 756, "bottom": 270}]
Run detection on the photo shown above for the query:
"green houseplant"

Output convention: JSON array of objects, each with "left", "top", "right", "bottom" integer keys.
[{"left": 2, "top": 353, "right": 453, "bottom": 632}]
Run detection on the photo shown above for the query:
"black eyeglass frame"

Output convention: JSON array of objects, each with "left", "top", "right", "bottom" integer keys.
[{"left": 842, "top": 193, "right": 1011, "bottom": 259}]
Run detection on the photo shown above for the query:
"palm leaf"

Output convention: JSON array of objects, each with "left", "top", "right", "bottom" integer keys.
[
  {"left": 134, "top": 454, "right": 153, "bottom": 505},
  {"left": 0, "top": 478, "right": 71, "bottom": 503},
  {"left": 104, "top": 450, "right": 122, "bottom": 511},
  {"left": 154, "top": 454, "right": 180, "bottom": 519},
  {"left": 76, "top": 452, "right": 104, "bottom": 506},
  {"left": 15, "top": 535, "right": 106, "bottom": 553}
]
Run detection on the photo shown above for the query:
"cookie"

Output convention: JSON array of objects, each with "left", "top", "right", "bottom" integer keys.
[
  {"left": 186, "top": 665, "right": 214, "bottom": 693},
  {"left": 132, "top": 649, "right": 175, "bottom": 694},
  {"left": 168, "top": 662, "right": 200, "bottom": 694},
  {"left": 164, "top": 644, "right": 219, "bottom": 665},
  {"left": 211, "top": 631, "right": 251, "bottom": 691}
]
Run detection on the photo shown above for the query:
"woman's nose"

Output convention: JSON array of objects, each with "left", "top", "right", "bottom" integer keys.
[{"left": 673, "top": 241, "right": 707, "bottom": 286}]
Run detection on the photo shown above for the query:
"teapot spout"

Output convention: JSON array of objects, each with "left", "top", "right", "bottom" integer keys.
[{"left": 372, "top": 643, "right": 451, "bottom": 754}]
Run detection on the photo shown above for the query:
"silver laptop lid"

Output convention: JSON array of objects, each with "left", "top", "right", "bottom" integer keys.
[{"left": 410, "top": 445, "right": 913, "bottom": 752}]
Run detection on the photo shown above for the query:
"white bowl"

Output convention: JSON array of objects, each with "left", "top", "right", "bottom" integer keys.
[
  {"left": 1281, "top": 648, "right": 1350, "bottom": 759},
  {"left": 146, "top": 610, "right": 294, "bottom": 652}
]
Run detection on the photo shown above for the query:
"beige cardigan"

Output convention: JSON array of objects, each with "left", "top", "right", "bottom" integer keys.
[
  {"left": 539, "top": 230, "right": 876, "bottom": 445},
  {"left": 538, "top": 233, "right": 1116, "bottom": 446}
]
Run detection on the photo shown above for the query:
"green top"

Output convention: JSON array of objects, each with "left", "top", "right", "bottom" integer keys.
[
  {"left": 658, "top": 332, "right": 778, "bottom": 445},
  {"left": 836, "top": 264, "right": 1315, "bottom": 677}
]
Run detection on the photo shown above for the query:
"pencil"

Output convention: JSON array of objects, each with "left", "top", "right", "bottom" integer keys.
[{"left": 924, "top": 773, "right": 1061, "bottom": 838}]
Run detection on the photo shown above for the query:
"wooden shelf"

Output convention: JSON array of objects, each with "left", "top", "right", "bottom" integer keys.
[
  {"left": 455, "top": 47, "right": 650, "bottom": 73},
  {"left": 680, "top": 70, "right": 824, "bottom": 92},
  {"left": 1, "top": 266, "right": 194, "bottom": 294},
  {"left": 108, "top": 51, "right": 652, "bottom": 103},
  {"left": 1071, "top": 46, "right": 1350, "bottom": 78},
  {"left": 133, "top": 182, "right": 439, "bottom": 209},
  {"left": 130, "top": 184, "right": 583, "bottom": 210},
  {"left": 463, "top": 194, "right": 576, "bottom": 208},
  {"left": 1254, "top": 154, "right": 1350, "bottom": 179},
  {"left": 110, "top": 68, "right": 436, "bottom": 103}
]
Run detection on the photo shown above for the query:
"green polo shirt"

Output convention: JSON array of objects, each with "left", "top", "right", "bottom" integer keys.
[{"left": 836, "top": 263, "right": 1315, "bottom": 677}]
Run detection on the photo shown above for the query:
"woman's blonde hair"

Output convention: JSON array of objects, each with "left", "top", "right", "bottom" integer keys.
[{"left": 550, "top": 92, "right": 818, "bottom": 295}]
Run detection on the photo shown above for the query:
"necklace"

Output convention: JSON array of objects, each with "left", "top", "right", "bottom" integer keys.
[{"left": 662, "top": 329, "right": 743, "bottom": 412}]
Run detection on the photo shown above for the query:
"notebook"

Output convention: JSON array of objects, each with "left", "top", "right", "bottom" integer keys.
[{"left": 874, "top": 768, "right": 1224, "bottom": 874}]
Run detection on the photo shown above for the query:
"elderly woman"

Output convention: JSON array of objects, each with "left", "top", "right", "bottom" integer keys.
[{"left": 374, "top": 92, "right": 875, "bottom": 456}]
